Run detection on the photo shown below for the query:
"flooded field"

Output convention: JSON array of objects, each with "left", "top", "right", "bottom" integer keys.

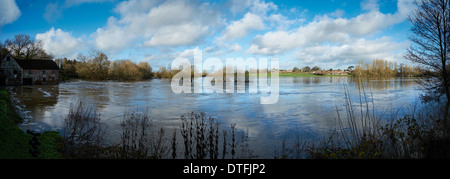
[{"left": 10, "top": 77, "right": 422, "bottom": 158}]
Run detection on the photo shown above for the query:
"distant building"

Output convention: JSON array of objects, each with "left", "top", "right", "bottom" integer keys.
[{"left": 0, "top": 54, "right": 59, "bottom": 85}]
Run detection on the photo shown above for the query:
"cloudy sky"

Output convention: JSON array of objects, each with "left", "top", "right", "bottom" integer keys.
[{"left": 0, "top": 0, "right": 415, "bottom": 70}]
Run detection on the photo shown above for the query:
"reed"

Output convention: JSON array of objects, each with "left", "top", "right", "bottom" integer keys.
[{"left": 61, "top": 100, "right": 108, "bottom": 158}]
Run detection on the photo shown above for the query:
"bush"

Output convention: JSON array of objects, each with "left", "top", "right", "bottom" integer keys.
[{"left": 60, "top": 100, "right": 108, "bottom": 158}]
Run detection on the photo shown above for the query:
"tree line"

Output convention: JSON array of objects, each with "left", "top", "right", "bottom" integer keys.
[
  {"left": 352, "top": 59, "right": 422, "bottom": 77},
  {"left": 56, "top": 50, "right": 154, "bottom": 81},
  {"left": 0, "top": 34, "right": 158, "bottom": 81},
  {"left": 290, "top": 59, "right": 422, "bottom": 77}
]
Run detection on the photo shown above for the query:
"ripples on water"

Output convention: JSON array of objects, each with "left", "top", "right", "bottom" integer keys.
[{"left": 10, "top": 77, "right": 422, "bottom": 158}]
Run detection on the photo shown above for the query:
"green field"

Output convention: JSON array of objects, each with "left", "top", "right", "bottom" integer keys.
[
  {"left": 278, "top": 72, "right": 352, "bottom": 77},
  {"left": 248, "top": 72, "right": 353, "bottom": 77}
]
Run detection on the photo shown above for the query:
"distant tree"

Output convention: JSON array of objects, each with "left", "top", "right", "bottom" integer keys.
[
  {"left": 405, "top": 0, "right": 450, "bottom": 102},
  {"left": 348, "top": 66, "right": 355, "bottom": 71},
  {"left": 76, "top": 50, "right": 110, "bottom": 80},
  {"left": 56, "top": 58, "right": 79, "bottom": 79},
  {"left": 108, "top": 60, "right": 154, "bottom": 81},
  {"left": 109, "top": 60, "right": 143, "bottom": 81},
  {"left": 4, "top": 34, "right": 51, "bottom": 60},
  {"left": 302, "top": 66, "right": 311, "bottom": 72},
  {"left": 311, "top": 66, "right": 320, "bottom": 71},
  {"left": 292, "top": 67, "right": 300, "bottom": 72},
  {"left": 0, "top": 42, "right": 10, "bottom": 60},
  {"left": 138, "top": 62, "right": 153, "bottom": 79}
]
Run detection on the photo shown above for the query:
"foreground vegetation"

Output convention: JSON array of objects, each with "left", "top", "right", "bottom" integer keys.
[
  {"left": 0, "top": 89, "right": 61, "bottom": 159},
  {"left": 2, "top": 83, "right": 450, "bottom": 159},
  {"left": 276, "top": 83, "right": 450, "bottom": 159},
  {"left": 57, "top": 101, "right": 254, "bottom": 159}
]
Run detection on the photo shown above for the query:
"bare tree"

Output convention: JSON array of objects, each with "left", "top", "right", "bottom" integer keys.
[
  {"left": 5, "top": 34, "right": 31, "bottom": 59},
  {"left": 4, "top": 34, "right": 51, "bottom": 60},
  {"left": 0, "top": 42, "right": 10, "bottom": 60},
  {"left": 405, "top": 0, "right": 450, "bottom": 102}
]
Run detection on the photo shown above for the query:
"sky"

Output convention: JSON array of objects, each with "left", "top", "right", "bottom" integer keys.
[{"left": 0, "top": 0, "right": 415, "bottom": 70}]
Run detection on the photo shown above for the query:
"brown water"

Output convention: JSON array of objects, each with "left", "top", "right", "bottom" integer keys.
[{"left": 10, "top": 77, "right": 422, "bottom": 158}]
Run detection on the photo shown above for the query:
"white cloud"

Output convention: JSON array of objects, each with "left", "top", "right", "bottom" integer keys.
[
  {"left": 246, "top": 0, "right": 411, "bottom": 56},
  {"left": 93, "top": 0, "right": 221, "bottom": 51},
  {"left": 249, "top": 0, "right": 277, "bottom": 15},
  {"left": 296, "top": 37, "right": 410, "bottom": 65},
  {"left": 219, "top": 12, "right": 265, "bottom": 41},
  {"left": 113, "top": 0, "right": 160, "bottom": 17},
  {"left": 396, "top": 0, "right": 416, "bottom": 17},
  {"left": 266, "top": 13, "right": 299, "bottom": 30},
  {"left": 228, "top": 0, "right": 277, "bottom": 15},
  {"left": 329, "top": 9, "right": 345, "bottom": 18},
  {"left": 36, "top": 28, "right": 83, "bottom": 59},
  {"left": 144, "top": 24, "right": 209, "bottom": 47},
  {"left": 0, "top": 0, "right": 21, "bottom": 26},
  {"left": 361, "top": 0, "right": 380, "bottom": 12},
  {"left": 229, "top": 43, "right": 242, "bottom": 52},
  {"left": 176, "top": 47, "right": 202, "bottom": 59},
  {"left": 43, "top": 2, "right": 63, "bottom": 23},
  {"left": 93, "top": 17, "right": 136, "bottom": 51},
  {"left": 229, "top": 0, "right": 253, "bottom": 14}
]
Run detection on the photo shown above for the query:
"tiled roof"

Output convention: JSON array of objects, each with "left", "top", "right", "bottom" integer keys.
[{"left": 16, "top": 59, "right": 59, "bottom": 70}]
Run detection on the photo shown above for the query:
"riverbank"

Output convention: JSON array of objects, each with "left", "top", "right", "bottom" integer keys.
[
  {"left": 0, "top": 89, "right": 62, "bottom": 159},
  {"left": 278, "top": 72, "right": 352, "bottom": 77},
  {"left": 246, "top": 72, "right": 353, "bottom": 78}
]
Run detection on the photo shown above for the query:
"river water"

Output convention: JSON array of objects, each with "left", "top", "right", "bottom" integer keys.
[{"left": 10, "top": 77, "right": 422, "bottom": 158}]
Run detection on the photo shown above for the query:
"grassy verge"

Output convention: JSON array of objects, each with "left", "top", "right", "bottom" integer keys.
[
  {"left": 0, "top": 89, "right": 62, "bottom": 159},
  {"left": 278, "top": 72, "right": 352, "bottom": 77},
  {"left": 0, "top": 89, "right": 33, "bottom": 159},
  {"left": 37, "top": 131, "right": 63, "bottom": 159},
  {"left": 249, "top": 72, "right": 353, "bottom": 77}
]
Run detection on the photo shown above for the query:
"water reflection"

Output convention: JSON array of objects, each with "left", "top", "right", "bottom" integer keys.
[
  {"left": 11, "top": 77, "right": 422, "bottom": 158},
  {"left": 14, "top": 85, "right": 59, "bottom": 107}
]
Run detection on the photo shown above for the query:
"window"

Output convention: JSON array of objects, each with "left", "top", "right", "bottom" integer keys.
[
  {"left": 42, "top": 70, "right": 46, "bottom": 74},
  {"left": 52, "top": 70, "right": 55, "bottom": 74},
  {"left": 13, "top": 70, "right": 17, "bottom": 74},
  {"left": 43, "top": 78, "right": 46, "bottom": 83},
  {"left": 29, "top": 70, "right": 32, "bottom": 75}
]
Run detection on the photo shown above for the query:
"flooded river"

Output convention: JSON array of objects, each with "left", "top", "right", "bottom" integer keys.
[{"left": 10, "top": 77, "right": 422, "bottom": 158}]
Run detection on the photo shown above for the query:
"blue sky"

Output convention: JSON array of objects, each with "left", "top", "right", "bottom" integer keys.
[{"left": 0, "top": 0, "right": 415, "bottom": 70}]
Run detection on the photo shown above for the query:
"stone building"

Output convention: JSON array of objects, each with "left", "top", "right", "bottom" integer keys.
[{"left": 0, "top": 54, "right": 59, "bottom": 85}]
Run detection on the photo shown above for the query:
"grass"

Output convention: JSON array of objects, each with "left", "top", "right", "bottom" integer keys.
[
  {"left": 0, "top": 89, "right": 33, "bottom": 159},
  {"left": 0, "top": 89, "right": 62, "bottom": 159},
  {"left": 249, "top": 72, "right": 353, "bottom": 77},
  {"left": 37, "top": 131, "right": 63, "bottom": 159},
  {"left": 278, "top": 72, "right": 352, "bottom": 77}
]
